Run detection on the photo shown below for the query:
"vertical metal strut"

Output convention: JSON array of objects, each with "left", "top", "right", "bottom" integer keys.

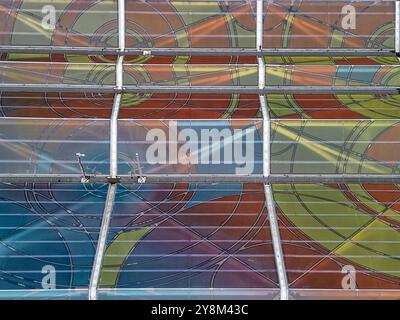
[
  {"left": 88, "top": 0, "right": 125, "bottom": 300},
  {"left": 396, "top": 0, "right": 400, "bottom": 56},
  {"left": 88, "top": 183, "right": 117, "bottom": 300},
  {"left": 257, "top": 0, "right": 289, "bottom": 301}
]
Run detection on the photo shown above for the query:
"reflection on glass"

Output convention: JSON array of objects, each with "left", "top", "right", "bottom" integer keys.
[
  {"left": 125, "top": 0, "right": 257, "bottom": 49},
  {"left": 0, "top": 183, "right": 106, "bottom": 290},
  {"left": 274, "top": 184, "right": 400, "bottom": 292},
  {"left": 263, "top": 1, "right": 395, "bottom": 49},
  {"left": 0, "top": 92, "right": 114, "bottom": 118},
  {"left": 266, "top": 94, "right": 400, "bottom": 119},
  {"left": 124, "top": 64, "right": 258, "bottom": 87},
  {"left": 0, "top": 0, "right": 118, "bottom": 47},
  {"left": 0, "top": 118, "right": 109, "bottom": 174},
  {"left": 118, "top": 119, "right": 263, "bottom": 175},
  {"left": 271, "top": 120, "right": 400, "bottom": 174},
  {"left": 99, "top": 183, "right": 277, "bottom": 292},
  {"left": 265, "top": 65, "right": 400, "bottom": 87},
  {"left": 0, "top": 62, "right": 115, "bottom": 86}
]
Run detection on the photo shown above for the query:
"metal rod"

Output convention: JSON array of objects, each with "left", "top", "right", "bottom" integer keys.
[
  {"left": 123, "top": 86, "right": 400, "bottom": 94},
  {"left": 88, "top": 183, "right": 116, "bottom": 300},
  {"left": 75, "top": 153, "right": 87, "bottom": 179},
  {"left": 0, "top": 84, "right": 115, "bottom": 93},
  {"left": 135, "top": 153, "right": 143, "bottom": 177},
  {"left": 0, "top": 84, "right": 398, "bottom": 94},
  {"left": 110, "top": 93, "right": 122, "bottom": 178},
  {"left": 264, "top": 184, "right": 289, "bottom": 300},
  {"left": 260, "top": 97, "right": 270, "bottom": 177},
  {"left": 1, "top": 173, "right": 400, "bottom": 184},
  {"left": 88, "top": 0, "right": 125, "bottom": 301},
  {"left": 116, "top": 57, "right": 124, "bottom": 91},
  {"left": 256, "top": 0, "right": 263, "bottom": 51},
  {"left": 257, "top": 0, "right": 288, "bottom": 301},
  {"left": 396, "top": 0, "right": 400, "bottom": 55},
  {"left": 118, "top": 0, "right": 126, "bottom": 53},
  {"left": 0, "top": 46, "right": 396, "bottom": 57}
]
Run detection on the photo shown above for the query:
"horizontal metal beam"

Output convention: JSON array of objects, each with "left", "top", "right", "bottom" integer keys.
[
  {"left": 1, "top": 84, "right": 398, "bottom": 94},
  {"left": 0, "top": 84, "right": 116, "bottom": 93},
  {"left": 2, "top": 174, "right": 400, "bottom": 184},
  {"left": 0, "top": 46, "right": 119, "bottom": 55},
  {"left": 124, "top": 86, "right": 400, "bottom": 94},
  {"left": 0, "top": 46, "right": 396, "bottom": 57}
]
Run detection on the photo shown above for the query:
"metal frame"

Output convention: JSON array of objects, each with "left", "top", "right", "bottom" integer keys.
[
  {"left": 0, "top": 0, "right": 399, "bottom": 301},
  {"left": 1, "top": 84, "right": 398, "bottom": 94},
  {"left": 0, "top": 46, "right": 396, "bottom": 56},
  {"left": 88, "top": 0, "right": 125, "bottom": 301},
  {"left": 88, "top": 183, "right": 116, "bottom": 300},
  {"left": 2, "top": 173, "right": 400, "bottom": 184},
  {"left": 257, "top": 0, "right": 289, "bottom": 301},
  {"left": 396, "top": 0, "right": 400, "bottom": 56}
]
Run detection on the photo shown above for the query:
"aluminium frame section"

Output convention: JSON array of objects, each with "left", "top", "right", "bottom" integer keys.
[
  {"left": 257, "top": 0, "right": 289, "bottom": 301},
  {"left": 1, "top": 84, "right": 398, "bottom": 94},
  {"left": 88, "top": 0, "right": 125, "bottom": 301},
  {"left": 2, "top": 174, "right": 400, "bottom": 184},
  {"left": 0, "top": 46, "right": 396, "bottom": 56},
  {"left": 396, "top": 0, "right": 400, "bottom": 57}
]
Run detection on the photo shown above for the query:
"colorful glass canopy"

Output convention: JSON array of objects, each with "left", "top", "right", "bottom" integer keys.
[{"left": 0, "top": 0, "right": 400, "bottom": 300}]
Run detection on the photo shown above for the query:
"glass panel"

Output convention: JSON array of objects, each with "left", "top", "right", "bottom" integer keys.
[
  {"left": 125, "top": 0, "right": 257, "bottom": 49},
  {"left": 118, "top": 119, "right": 263, "bottom": 175},
  {"left": 264, "top": 1, "right": 395, "bottom": 49},
  {"left": 267, "top": 94, "right": 400, "bottom": 119},
  {"left": 264, "top": 56, "right": 400, "bottom": 65},
  {"left": 288, "top": 289, "right": 400, "bottom": 300},
  {"left": 98, "top": 183, "right": 278, "bottom": 298},
  {"left": 0, "top": 183, "right": 107, "bottom": 290},
  {"left": 124, "top": 64, "right": 258, "bottom": 87},
  {"left": 120, "top": 93, "right": 261, "bottom": 119},
  {"left": 0, "top": 61, "right": 115, "bottom": 86},
  {"left": 0, "top": 92, "right": 114, "bottom": 118},
  {"left": 271, "top": 119, "right": 400, "bottom": 174},
  {"left": 0, "top": 0, "right": 118, "bottom": 47},
  {"left": 0, "top": 289, "right": 89, "bottom": 300},
  {"left": 265, "top": 65, "right": 400, "bottom": 87},
  {"left": 0, "top": 118, "right": 109, "bottom": 175},
  {"left": 273, "top": 184, "right": 400, "bottom": 293},
  {"left": 97, "top": 288, "right": 280, "bottom": 300}
]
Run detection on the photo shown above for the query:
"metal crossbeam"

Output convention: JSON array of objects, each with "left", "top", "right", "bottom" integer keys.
[
  {"left": 88, "top": 0, "right": 125, "bottom": 301},
  {"left": 1, "top": 84, "right": 397, "bottom": 94},
  {"left": 123, "top": 86, "right": 400, "bottom": 94},
  {"left": 2, "top": 173, "right": 400, "bottom": 184},
  {"left": 0, "top": 46, "right": 395, "bottom": 57},
  {"left": 257, "top": 0, "right": 289, "bottom": 301}
]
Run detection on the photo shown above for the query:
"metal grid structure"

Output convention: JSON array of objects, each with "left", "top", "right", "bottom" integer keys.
[{"left": 0, "top": 0, "right": 400, "bottom": 300}]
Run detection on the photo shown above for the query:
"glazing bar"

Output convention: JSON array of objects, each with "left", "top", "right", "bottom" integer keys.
[
  {"left": 88, "top": 0, "right": 125, "bottom": 301},
  {"left": 257, "top": 0, "right": 289, "bottom": 301}
]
